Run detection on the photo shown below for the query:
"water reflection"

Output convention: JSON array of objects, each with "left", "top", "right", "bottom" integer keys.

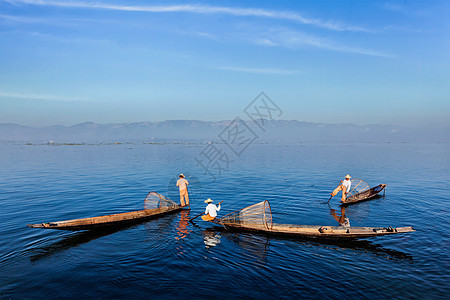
[
  {"left": 311, "top": 238, "right": 414, "bottom": 262},
  {"left": 225, "top": 232, "right": 270, "bottom": 263},
  {"left": 202, "top": 230, "right": 221, "bottom": 249},
  {"left": 28, "top": 226, "right": 129, "bottom": 262},
  {"left": 329, "top": 206, "right": 350, "bottom": 227},
  {"left": 175, "top": 210, "right": 190, "bottom": 241},
  {"left": 175, "top": 210, "right": 191, "bottom": 256},
  {"left": 28, "top": 214, "right": 180, "bottom": 262}
]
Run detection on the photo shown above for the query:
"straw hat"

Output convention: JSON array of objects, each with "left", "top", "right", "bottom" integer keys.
[
  {"left": 345, "top": 174, "right": 351, "bottom": 179},
  {"left": 179, "top": 173, "right": 185, "bottom": 178},
  {"left": 204, "top": 198, "right": 213, "bottom": 203}
]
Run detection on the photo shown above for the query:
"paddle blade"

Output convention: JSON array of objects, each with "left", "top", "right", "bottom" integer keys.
[
  {"left": 346, "top": 179, "right": 370, "bottom": 201},
  {"left": 323, "top": 195, "right": 333, "bottom": 204},
  {"left": 221, "top": 200, "right": 273, "bottom": 230},
  {"left": 144, "top": 192, "right": 178, "bottom": 210}
]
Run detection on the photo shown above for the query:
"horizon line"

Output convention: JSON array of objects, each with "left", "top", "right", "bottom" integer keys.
[{"left": 0, "top": 119, "right": 408, "bottom": 128}]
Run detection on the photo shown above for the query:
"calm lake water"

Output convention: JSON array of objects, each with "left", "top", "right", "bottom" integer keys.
[{"left": 0, "top": 141, "right": 449, "bottom": 299}]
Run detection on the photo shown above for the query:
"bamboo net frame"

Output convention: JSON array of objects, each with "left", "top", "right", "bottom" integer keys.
[
  {"left": 144, "top": 192, "right": 178, "bottom": 211},
  {"left": 220, "top": 200, "right": 273, "bottom": 230},
  {"left": 346, "top": 178, "right": 370, "bottom": 201}
]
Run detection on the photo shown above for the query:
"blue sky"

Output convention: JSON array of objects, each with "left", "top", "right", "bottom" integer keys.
[{"left": 0, "top": 0, "right": 449, "bottom": 127}]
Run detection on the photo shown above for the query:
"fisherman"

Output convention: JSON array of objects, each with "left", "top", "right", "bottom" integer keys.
[
  {"left": 176, "top": 173, "right": 189, "bottom": 207},
  {"left": 201, "top": 198, "right": 221, "bottom": 221},
  {"left": 330, "top": 174, "right": 352, "bottom": 203}
]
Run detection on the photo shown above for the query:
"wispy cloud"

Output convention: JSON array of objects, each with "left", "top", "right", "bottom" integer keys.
[
  {"left": 216, "top": 66, "right": 301, "bottom": 75},
  {"left": 8, "top": 0, "right": 373, "bottom": 32},
  {"left": 2, "top": 1, "right": 392, "bottom": 58},
  {"left": 0, "top": 91, "right": 88, "bottom": 102},
  {"left": 249, "top": 28, "right": 393, "bottom": 57},
  {"left": 0, "top": 27, "right": 111, "bottom": 45},
  {"left": 380, "top": 2, "right": 431, "bottom": 17},
  {"left": 190, "top": 31, "right": 219, "bottom": 41}
]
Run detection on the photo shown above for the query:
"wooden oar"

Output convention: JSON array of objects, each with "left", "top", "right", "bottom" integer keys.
[
  {"left": 323, "top": 195, "right": 333, "bottom": 204},
  {"left": 188, "top": 212, "right": 204, "bottom": 223}
]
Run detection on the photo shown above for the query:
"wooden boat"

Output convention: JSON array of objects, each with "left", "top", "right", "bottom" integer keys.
[
  {"left": 342, "top": 184, "right": 387, "bottom": 206},
  {"left": 28, "top": 192, "right": 184, "bottom": 231},
  {"left": 208, "top": 200, "right": 415, "bottom": 239}
]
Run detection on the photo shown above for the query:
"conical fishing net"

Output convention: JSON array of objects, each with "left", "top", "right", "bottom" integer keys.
[
  {"left": 144, "top": 192, "right": 178, "bottom": 211},
  {"left": 220, "top": 200, "right": 273, "bottom": 230},
  {"left": 346, "top": 178, "right": 370, "bottom": 201}
]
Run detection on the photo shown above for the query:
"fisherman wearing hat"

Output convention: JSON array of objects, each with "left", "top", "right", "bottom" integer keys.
[
  {"left": 330, "top": 174, "right": 352, "bottom": 203},
  {"left": 176, "top": 174, "right": 189, "bottom": 207},
  {"left": 201, "top": 198, "right": 222, "bottom": 221}
]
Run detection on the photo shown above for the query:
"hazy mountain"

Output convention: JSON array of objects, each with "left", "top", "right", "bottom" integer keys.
[{"left": 0, "top": 120, "right": 447, "bottom": 143}]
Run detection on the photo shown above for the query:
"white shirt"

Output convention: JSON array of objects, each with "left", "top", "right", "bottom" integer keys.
[
  {"left": 342, "top": 179, "right": 351, "bottom": 192},
  {"left": 205, "top": 203, "right": 221, "bottom": 218},
  {"left": 176, "top": 178, "right": 189, "bottom": 191}
]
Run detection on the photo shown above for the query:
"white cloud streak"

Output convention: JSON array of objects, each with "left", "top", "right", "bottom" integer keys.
[
  {"left": 216, "top": 66, "right": 301, "bottom": 75},
  {"left": 250, "top": 28, "right": 393, "bottom": 57},
  {"left": 0, "top": 91, "right": 88, "bottom": 102},
  {"left": 380, "top": 2, "right": 431, "bottom": 17},
  {"left": 2, "top": 1, "right": 390, "bottom": 57},
  {"left": 8, "top": 0, "right": 373, "bottom": 32}
]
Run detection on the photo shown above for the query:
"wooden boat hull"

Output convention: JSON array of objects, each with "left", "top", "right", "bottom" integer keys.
[
  {"left": 207, "top": 199, "right": 414, "bottom": 239},
  {"left": 342, "top": 184, "right": 387, "bottom": 206},
  {"left": 28, "top": 206, "right": 184, "bottom": 231},
  {"left": 210, "top": 221, "right": 414, "bottom": 239}
]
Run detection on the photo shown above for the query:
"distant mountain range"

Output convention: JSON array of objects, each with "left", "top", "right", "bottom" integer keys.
[{"left": 0, "top": 120, "right": 447, "bottom": 142}]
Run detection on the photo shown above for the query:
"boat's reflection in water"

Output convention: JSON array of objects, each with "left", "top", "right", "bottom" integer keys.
[
  {"left": 28, "top": 213, "right": 180, "bottom": 262},
  {"left": 28, "top": 226, "right": 131, "bottom": 262}
]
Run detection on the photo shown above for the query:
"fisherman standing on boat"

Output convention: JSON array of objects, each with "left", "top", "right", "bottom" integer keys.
[
  {"left": 330, "top": 174, "right": 352, "bottom": 203},
  {"left": 201, "top": 198, "right": 221, "bottom": 221},
  {"left": 176, "top": 174, "right": 189, "bottom": 207}
]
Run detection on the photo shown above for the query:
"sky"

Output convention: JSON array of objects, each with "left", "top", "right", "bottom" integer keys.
[{"left": 0, "top": 0, "right": 449, "bottom": 127}]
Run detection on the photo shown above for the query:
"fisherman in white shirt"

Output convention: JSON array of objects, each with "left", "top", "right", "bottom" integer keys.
[
  {"left": 201, "top": 198, "right": 222, "bottom": 221},
  {"left": 330, "top": 174, "right": 352, "bottom": 203}
]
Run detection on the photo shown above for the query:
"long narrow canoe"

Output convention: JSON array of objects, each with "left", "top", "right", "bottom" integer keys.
[
  {"left": 342, "top": 184, "right": 387, "bottom": 206},
  {"left": 28, "top": 206, "right": 184, "bottom": 231},
  {"left": 28, "top": 191, "right": 184, "bottom": 231},
  {"left": 207, "top": 200, "right": 415, "bottom": 239},
  {"left": 210, "top": 221, "right": 414, "bottom": 239}
]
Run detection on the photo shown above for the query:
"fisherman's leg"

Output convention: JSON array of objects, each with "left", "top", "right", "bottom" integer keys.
[
  {"left": 185, "top": 192, "right": 190, "bottom": 206},
  {"left": 179, "top": 191, "right": 186, "bottom": 206},
  {"left": 332, "top": 185, "right": 343, "bottom": 197},
  {"left": 341, "top": 186, "right": 347, "bottom": 202}
]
